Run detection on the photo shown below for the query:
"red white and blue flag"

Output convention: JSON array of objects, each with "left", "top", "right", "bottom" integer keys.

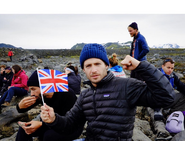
[{"left": 37, "top": 69, "right": 68, "bottom": 95}]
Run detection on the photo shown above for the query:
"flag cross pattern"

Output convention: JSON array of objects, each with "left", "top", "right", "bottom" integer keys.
[{"left": 37, "top": 69, "right": 68, "bottom": 94}]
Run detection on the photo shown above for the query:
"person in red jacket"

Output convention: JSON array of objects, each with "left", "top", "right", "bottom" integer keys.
[
  {"left": 8, "top": 48, "right": 13, "bottom": 62},
  {"left": 0, "top": 65, "right": 28, "bottom": 107}
]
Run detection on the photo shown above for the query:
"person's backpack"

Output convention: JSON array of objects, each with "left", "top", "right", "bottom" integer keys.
[{"left": 165, "top": 111, "right": 184, "bottom": 133}]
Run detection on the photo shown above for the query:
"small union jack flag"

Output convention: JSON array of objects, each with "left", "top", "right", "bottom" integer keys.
[{"left": 37, "top": 69, "right": 68, "bottom": 94}]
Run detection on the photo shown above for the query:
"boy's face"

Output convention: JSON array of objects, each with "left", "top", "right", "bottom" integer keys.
[
  {"left": 162, "top": 62, "right": 174, "bottom": 75},
  {"left": 83, "top": 58, "right": 108, "bottom": 87}
]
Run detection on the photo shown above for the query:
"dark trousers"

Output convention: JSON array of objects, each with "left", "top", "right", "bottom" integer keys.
[
  {"left": 0, "top": 87, "right": 27, "bottom": 105},
  {"left": 16, "top": 123, "right": 83, "bottom": 141},
  {"left": 16, "top": 127, "right": 73, "bottom": 141},
  {"left": 16, "top": 126, "right": 73, "bottom": 141},
  {"left": 9, "top": 56, "right": 12, "bottom": 61},
  {"left": 170, "top": 92, "right": 185, "bottom": 113},
  {"left": 154, "top": 92, "right": 185, "bottom": 115}
]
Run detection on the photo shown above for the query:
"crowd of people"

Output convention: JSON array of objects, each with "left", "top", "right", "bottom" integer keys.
[
  {"left": 0, "top": 22, "right": 184, "bottom": 141},
  {"left": 0, "top": 62, "right": 84, "bottom": 141}
]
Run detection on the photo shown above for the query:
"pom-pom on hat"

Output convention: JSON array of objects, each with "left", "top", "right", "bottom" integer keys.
[
  {"left": 27, "top": 70, "right": 40, "bottom": 87},
  {"left": 128, "top": 22, "right": 138, "bottom": 30},
  {"left": 80, "top": 43, "right": 109, "bottom": 69}
]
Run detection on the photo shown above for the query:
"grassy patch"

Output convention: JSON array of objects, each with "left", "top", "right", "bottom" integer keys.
[
  {"left": 71, "top": 55, "right": 80, "bottom": 58},
  {"left": 174, "top": 62, "right": 185, "bottom": 67}
]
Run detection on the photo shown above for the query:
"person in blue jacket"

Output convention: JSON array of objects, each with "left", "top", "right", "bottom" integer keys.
[
  {"left": 128, "top": 22, "right": 149, "bottom": 79},
  {"left": 108, "top": 53, "right": 126, "bottom": 78},
  {"left": 148, "top": 58, "right": 185, "bottom": 141},
  {"left": 154, "top": 58, "right": 185, "bottom": 120}
]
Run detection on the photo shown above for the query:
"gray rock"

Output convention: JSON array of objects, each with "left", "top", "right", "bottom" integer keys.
[
  {"left": 0, "top": 107, "right": 27, "bottom": 127},
  {"left": 132, "top": 128, "right": 152, "bottom": 141}
]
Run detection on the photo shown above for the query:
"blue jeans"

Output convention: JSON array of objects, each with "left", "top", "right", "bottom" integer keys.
[{"left": 0, "top": 87, "right": 27, "bottom": 105}]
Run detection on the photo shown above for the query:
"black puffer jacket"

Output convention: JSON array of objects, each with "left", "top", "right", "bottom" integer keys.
[{"left": 46, "top": 61, "right": 175, "bottom": 141}]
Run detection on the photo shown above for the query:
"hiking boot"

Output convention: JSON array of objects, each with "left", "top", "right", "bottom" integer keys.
[
  {"left": 155, "top": 132, "right": 172, "bottom": 141},
  {"left": 1, "top": 102, "right": 10, "bottom": 107},
  {"left": 154, "top": 111, "right": 164, "bottom": 121}
]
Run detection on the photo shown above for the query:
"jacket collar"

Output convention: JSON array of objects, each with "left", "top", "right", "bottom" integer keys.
[
  {"left": 134, "top": 32, "right": 140, "bottom": 39},
  {"left": 14, "top": 70, "right": 22, "bottom": 77}
]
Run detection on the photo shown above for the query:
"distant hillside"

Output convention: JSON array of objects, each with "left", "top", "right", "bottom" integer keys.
[
  {"left": 71, "top": 42, "right": 132, "bottom": 50},
  {"left": 71, "top": 43, "right": 86, "bottom": 49},
  {"left": 151, "top": 43, "right": 181, "bottom": 48},
  {"left": 104, "top": 42, "right": 131, "bottom": 49},
  {"left": 0, "top": 43, "right": 22, "bottom": 49}
]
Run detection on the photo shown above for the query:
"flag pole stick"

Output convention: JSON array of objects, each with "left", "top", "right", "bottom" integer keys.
[
  {"left": 41, "top": 94, "right": 45, "bottom": 105},
  {"left": 37, "top": 68, "right": 45, "bottom": 105}
]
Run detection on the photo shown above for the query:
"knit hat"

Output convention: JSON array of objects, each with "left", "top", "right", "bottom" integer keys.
[
  {"left": 27, "top": 70, "right": 40, "bottom": 87},
  {"left": 128, "top": 22, "right": 138, "bottom": 30},
  {"left": 5, "top": 66, "right": 11, "bottom": 70},
  {"left": 80, "top": 43, "right": 109, "bottom": 69}
]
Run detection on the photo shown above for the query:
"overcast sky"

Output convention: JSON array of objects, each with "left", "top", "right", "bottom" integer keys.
[{"left": 1, "top": 1, "right": 185, "bottom": 49}]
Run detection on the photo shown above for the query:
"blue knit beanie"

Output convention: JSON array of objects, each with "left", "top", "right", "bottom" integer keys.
[{"left": 80, "top": 43, "right": 109, "bottom": 69}]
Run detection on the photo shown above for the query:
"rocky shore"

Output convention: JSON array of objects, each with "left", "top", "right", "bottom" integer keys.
[{"left": 0, "top": 48, "right": 185, "bottom": 141}]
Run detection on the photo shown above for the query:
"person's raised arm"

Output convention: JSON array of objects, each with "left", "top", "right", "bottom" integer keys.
[
  {"left": 121, "top": 55, "right": 175, "bottom": 108},
  {"left": 121, "top": 55, "right": 140, "bottom": 70}
]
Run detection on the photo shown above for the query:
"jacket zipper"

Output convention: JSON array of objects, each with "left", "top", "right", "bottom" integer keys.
[{"left": 93, "top": 89, "right": 97, "bottom": 116}]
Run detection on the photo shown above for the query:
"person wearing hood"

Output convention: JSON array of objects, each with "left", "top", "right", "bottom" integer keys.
[
  {"left": 0, "top": 65, "right": 28, "bottom": 107},
  {"left": 64, "top": 65, "right": 81, "bottom": 94},
  {"left": 108, "top": 53, "right": 126, "bottom": 78}
]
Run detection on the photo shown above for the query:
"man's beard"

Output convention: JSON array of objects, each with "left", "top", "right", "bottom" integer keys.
[{"left": 33, "top": 94, "right": 42, "bottom": 101}]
